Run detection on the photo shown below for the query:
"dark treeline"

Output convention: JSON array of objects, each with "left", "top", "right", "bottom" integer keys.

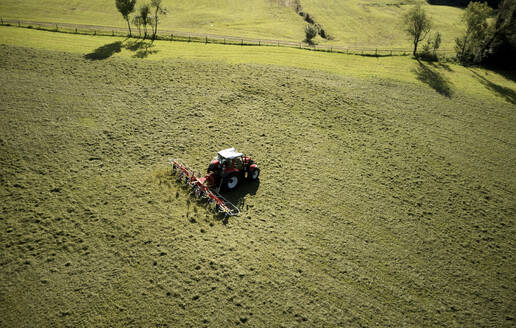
[
  {"left": 482, "top": 0, "right": 516, "bottom": 68},
  {"left": 427, "top": 0, "right": 502, "bottom": 8}
]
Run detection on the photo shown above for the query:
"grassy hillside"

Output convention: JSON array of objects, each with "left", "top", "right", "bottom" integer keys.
[
  {"left": 0, "top": 0, "right": 304, "bottom": 41},
  {"left": 0, "top": 0, "right": 463, "bottom": 48},
  {"left": 1, "top": 26, "right": 515, "bottom": 104},
  {"left": 302, "top": 0, "right": 463, "bottom": 48},
  {"left": 1, "top": 38, "right": 515, "bottom": 328}
]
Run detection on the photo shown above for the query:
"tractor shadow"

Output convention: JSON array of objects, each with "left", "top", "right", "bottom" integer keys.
[
  {"left": 218, "top": 179, "right": 260, "bottom": 222},
  {"left": 413, "top": 60, "right": 454, "bottom": 97}
]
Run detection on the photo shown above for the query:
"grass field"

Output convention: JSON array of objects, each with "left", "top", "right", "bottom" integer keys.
[
  {"left": 0, "top": 0, "right": 304, "bottom": 41},
  {"left": 301, "top": 0, "right": 464, "bottom": 48},
  {"left": 0, "top": 0, "right": 464, "bottom": 48},
  {"left": 1, "top": 26, "right": 515, "bottom": 105},
  {"left": 1, "top": 26, "right": 515, "bottom": 327}
]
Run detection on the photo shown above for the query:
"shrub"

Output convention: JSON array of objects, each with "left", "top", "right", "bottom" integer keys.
[
  {"left": 455, "top": 1, "right": 493, "bottom": 64},
  {"left": 304, "top": 24, "right": 318, "bottom": 44}
]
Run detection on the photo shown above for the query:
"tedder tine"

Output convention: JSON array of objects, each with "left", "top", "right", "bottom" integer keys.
[{"left": 169, "top": 159, "right": 240, "bottom": 217}]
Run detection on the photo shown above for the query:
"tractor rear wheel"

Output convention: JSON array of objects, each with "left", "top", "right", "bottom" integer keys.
[{"left": 224, "top": 173, "right": 239, "bottom": 190}]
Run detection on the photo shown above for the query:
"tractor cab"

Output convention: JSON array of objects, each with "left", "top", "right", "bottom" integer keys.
[
  {"left": 216, "top": 148, "right": 243, "bottom": 170},
  {"left": 207, "top": 147, "right": 260, "bottom": 190}
]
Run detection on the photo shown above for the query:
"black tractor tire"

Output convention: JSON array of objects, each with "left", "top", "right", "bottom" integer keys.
[
  {"left": 223, "top": 173, "right": 239, "bottom": 191},
  {"left": 249, "top": 167, "right": 260, "bottom": 180}
]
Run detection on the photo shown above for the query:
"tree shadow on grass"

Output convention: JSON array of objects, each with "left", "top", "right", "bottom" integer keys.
[
  {"left": 470, "top": 69, "right": 516, "bottom": 104},
  {"left": 84, "top": 41, "right": 122, "bottom": 60},
  {"left": 414, "top": 60, "right": 454, "bottom": 97},
  {"left": 495, "top": 70, "right": 516, "bottom": 83},
  {"left": 83, "top": 39, "right": 159, "bottom": 60},
  {"left": 124, "top": 40, "right": 159, "bottom": 58},
  {"left": 429, "top": 61, "right": 454, "bottom": 72}
]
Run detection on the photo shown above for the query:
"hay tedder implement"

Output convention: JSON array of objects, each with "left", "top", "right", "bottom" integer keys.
[{"left": 170, "top": 148, "right": 260, "bottom": 217}]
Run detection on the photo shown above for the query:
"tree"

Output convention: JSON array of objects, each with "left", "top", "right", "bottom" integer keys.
[
  {"left": 421, "top": 31, "right": 442, "bottom": 60},
  {"left": 455, "top": 1, "right": 493, "bottom": 64},
  {"left": 115, "top": 0, "right": 137, "bottom": 37},
  {"left": 432, "top": 31, "right": 442, "bottom": 56},
  {"left": 150, "top": 0, "right": 167, "bottom": 40},
  {"left": 482, "top": 0, "right": 516, "bottom": 68},
  {"left": 304, "top": 24, "right": 318, "bottom": 44},
  {"left": 138, "top": 3, "right": 151, "bottom": 39},
  {"left": 403, "top": 3, "right": 433, "bottom": 57},
  {"left": 132, "top": 15, "right": 143, "bottom": 37}
]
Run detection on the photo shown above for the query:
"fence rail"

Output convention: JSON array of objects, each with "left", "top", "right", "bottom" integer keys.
[{"left": 0, "top": 18, "right": 455, "bottom": 57}]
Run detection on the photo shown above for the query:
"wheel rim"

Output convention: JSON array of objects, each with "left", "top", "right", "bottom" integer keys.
[{"left": 227, "top": 176, "right": 238, "bottom": 189}]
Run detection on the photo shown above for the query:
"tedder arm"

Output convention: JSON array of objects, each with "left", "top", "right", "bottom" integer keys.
[{"left": 169, "top": 159, "right": 240, "bottom": 217}]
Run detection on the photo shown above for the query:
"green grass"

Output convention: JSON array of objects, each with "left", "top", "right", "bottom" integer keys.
[
  {"left": 301, "top": 0, "right": 464, "bottom": 49},
  {"left": 0, "top": 0, "right": 305, "bottom": 41},
  {"left": 1, "top": 37, "right": 515, "bottom": 327},
  {"left": 0, "top": 0, "right": 464, "bottom": 48},
  {"left": 1, "top": 25, "right": 515, "bottom": 104}
]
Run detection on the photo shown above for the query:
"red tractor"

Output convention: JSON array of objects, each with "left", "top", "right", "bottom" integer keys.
[
  {"left": 170, "top": 148, "right": 260, "bottom": 216},
  {"left": 206, "top": 148, "right": 260, "bottom": 191}
]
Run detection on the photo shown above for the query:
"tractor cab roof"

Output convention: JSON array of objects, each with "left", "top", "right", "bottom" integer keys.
[{"left": 217, "top": 148, "right": 243, "bottom": 160}]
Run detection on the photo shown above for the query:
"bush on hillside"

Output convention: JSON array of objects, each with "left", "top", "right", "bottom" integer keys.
[
  {"left": 455, "top": 1, "right": 493, "bottom": 64},
  {"left": 421, "top": 31, "right": 442, "bottom": 61},
  {"left": 482, "top": 0, "right": 516, "bottom": 69},
  {"left": 304, "top": 24, "right": 318, "bottom": 44}
]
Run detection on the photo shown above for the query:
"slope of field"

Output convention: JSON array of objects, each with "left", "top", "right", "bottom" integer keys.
[
  {"left": 302, "top": 0, "right": 463, "bottom": 48},
  {"left": 1, "top": 43, "right": 515, "bottom": 327},
  {"left": 0, "top": 0, "right": 305, "bottom": 41},
  {"left": 0, "top": 0, "right": 464, "bottom": 48},
  {"left": 1, "top": 26, "right": 515, "bottom": 105}
]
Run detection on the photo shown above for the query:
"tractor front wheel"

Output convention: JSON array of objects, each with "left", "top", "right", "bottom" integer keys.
[
  {"left": 249, "top": 168, "right": 260, "bottom": 180},
  {"left": 224, "top": 173, "right": 239, "bottom": 190}
]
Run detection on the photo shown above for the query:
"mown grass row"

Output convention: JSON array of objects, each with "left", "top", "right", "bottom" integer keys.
[
  {"left": 1, "top": 43, "right": 514, "bottom": 328},
  {"left": 1, "top": 25, "right": 514, "bottom": 104}
]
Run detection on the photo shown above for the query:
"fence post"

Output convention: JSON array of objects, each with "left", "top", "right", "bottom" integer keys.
[
  {"left": 259, "top": 41, "right": 260, "bottom": 46},
  {"left": 375, "top": 48, "right": 377, "bottom": 57},
  {"left": 55, "top": 24, "right": 58, "bottom": 31},
  {"left": 171, "top": 34, "right": 173, "bottom": 41},
  {"left": 390, "top": 50, "right": 392, "bottom": 56},
  {"left": 223, "top": 38, "right": 225, "bottom": 44},
  {"left": 94, "top": 30, "right": 96, "bottom": 36},
  {"left": 188, "top": 35, "right": 191, "bottom": 42},
  {"left": 241, "top": 39, "right": 243, "bottom": 46},
  {"left": 1, "top": 18, "right": 3, "bottom": 25},
  {"left": 75, "top": 27, "right": 77, "bottom": 34},
  {"left": 112, "top": 30, "right": 114, "bottom": 36},
  {"left": 330, "top": 47, "right": 332, "bottom": 53},
  {"left": 277, "top": 41, "right": 279, "bottom": 47},
  {"left": 205, "top": 36, "right": 208, "bottom": 44}
]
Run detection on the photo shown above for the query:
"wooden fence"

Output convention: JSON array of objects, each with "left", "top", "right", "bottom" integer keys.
[{"left": 0, "top": 18, "right": 455, "bottom": 57}]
